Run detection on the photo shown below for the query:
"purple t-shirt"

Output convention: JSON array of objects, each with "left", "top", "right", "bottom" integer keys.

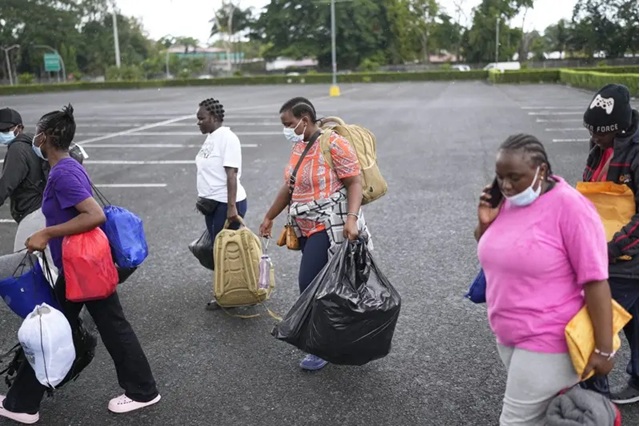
[{"left": 42, "top": 158, "right": 93, "bottom": 270}]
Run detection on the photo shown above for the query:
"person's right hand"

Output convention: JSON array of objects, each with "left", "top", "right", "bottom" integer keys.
[
  {"left": 478, "top": 185, "right": 503, "bottom": 226},
  {"left": 259, "top": 217, "right": 273, "bottom": 237}
]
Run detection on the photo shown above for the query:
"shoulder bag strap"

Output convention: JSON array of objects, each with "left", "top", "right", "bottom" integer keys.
[{"left": 287, "top": 130, "right": 322, "bottom": 196}]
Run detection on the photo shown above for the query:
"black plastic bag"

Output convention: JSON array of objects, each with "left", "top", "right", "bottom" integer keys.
[
  {"left": 272, "top": 240, "right": 401, "bottom": 366},
  {"left": 188, "top": 230, "right": 214, "bottom": 270}
]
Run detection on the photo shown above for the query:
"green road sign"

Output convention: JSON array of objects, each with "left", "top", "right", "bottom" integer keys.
[{"left": 44, "top": 53, "right": 61, "bottom": 72}]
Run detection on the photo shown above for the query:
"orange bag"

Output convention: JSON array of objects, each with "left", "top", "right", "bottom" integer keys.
[
  {"left": 62, "top": 227, "right": 118, "bottom": 302},
  {"left": 575, "top": 182, "right": 636, "bottom": 241}
]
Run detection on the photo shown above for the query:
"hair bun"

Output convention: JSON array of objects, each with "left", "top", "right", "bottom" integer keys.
[{"left": 62, "top": 103, "right": 74, "bottom": 119}]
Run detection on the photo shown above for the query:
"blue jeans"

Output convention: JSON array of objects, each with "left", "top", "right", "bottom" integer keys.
[
  {"left": 298, "top": 231, "right": 331, "bottom": 294},
  {"left": 204, "top": 199, "right": 248, "bottom": 243},
  {"left": 581, "top": 277, "right": 639, "bottom": 394}
]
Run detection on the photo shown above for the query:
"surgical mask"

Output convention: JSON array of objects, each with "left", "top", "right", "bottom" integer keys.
[
  {"left": 505, "top": 166, "right": 542, "bottom": 207},
  {"left": 283, "top": 120, "right": 305, "bottom": 144},
  {"left": 32, "top": 133, "right": 46, "bottom": 160},
  {"left": 0, "top": 130, "right": 16, "bottom": 145}
]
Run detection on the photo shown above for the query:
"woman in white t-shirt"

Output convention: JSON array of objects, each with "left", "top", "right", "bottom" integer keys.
[{"left": 195, "top": 98, "right": 247, "bottom": 244}]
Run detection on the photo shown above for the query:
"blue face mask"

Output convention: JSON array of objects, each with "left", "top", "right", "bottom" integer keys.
[
  {"left": 0, "top": 130, "right": 16, "bottom": 145},
  {"left": 505, "top": 166, "right": 542, "bottom": 207},
  {"left": 32, "top": 133, "right": 47, "bottom": 160}
]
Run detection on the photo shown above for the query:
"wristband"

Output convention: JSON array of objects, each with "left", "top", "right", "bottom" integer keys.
[
  {"left": 594, "top": 348, "right": 616, "bottom": 360},
  {"left": 347, "top": 212, "right": 359, "bottom": 219}
]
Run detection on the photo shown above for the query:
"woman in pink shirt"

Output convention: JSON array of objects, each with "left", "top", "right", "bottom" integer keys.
[{"left": 475, "top": 134, "right": 615, "bottom": 425}]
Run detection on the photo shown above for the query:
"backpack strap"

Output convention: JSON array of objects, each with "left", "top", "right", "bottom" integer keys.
[{"left": 287, "top": 130, "right": 322, "bottom": 196}]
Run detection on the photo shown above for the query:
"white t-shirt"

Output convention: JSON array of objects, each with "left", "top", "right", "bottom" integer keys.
[{"left": 195, "top": 126, "right": 247, "bottom": 203}]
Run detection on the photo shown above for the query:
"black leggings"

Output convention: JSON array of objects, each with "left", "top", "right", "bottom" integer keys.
[{"left": 4, "top": 276, "right": 158, "bottom": 414}]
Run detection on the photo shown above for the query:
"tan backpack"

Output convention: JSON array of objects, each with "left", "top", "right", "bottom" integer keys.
[
  {"left": 213, "top": 219, "right": 274, "bottom": 308},
  {"left": 318, "top": 117, "right": 387, "bottom": 205}
]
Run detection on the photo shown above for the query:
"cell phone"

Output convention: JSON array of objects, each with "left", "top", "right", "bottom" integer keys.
[{"left": 488, "top": 177, "right": 503, "bottom": 208}]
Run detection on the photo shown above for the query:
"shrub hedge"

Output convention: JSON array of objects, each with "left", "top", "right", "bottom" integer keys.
[
  {"left": 560, "top": 69, "right": 639, "bottom": 97},
  {"left": 0, "top": 70, "right": 491, "bottom": 95},
  {"left": 0, "top": 66, "right": 636, "bottom": 96}
]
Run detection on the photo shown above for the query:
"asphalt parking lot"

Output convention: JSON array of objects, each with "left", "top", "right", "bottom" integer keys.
[{"left": 0, "top": 81, "right": 638, "bottom": 425}]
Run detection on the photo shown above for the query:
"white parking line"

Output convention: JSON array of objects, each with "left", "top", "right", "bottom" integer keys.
[
  {"left": 536, "top": 119, "right": 582, "bottom": 123},
  {"left": 75, "top": 122, "right": 280, "bottom": 128},
  {"left": 73, "top": 87, "right": 360, "bottom": 146},
  {"left": 85, "top": 160, "right": 195, "bottom": 165},
  {"left": 95, "top": 183, "right": 168, "bottom": 188},
  {"left": 77, "top": 115, "right": 193, "bottom": 145},
  {"left": 552, "top": 139, "right": 590, "bottom": 143},
  {"left": 85, "top": 144, "right": 258, "bottom": 148},
  {"left": 521, "top": 107, "right": 583, "bottom": 110},
  {"left": 528, "top": 112, "right": 583, "bottom": 116},
  {"left": 545, "top": 128, "right": 585, "bottom": 132},
  {"left": 0, "top": 219, "right": 14, "bottom": 224},
  {"left": 77, "top": 132, "right": 280, "bottom": 137}
]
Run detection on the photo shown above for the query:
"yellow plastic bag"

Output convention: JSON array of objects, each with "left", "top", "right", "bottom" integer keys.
[
  {"left": 565, "top": 299, "right": 632, "bottom": 380},
  {"left": 575, "top": 181, "right": 636, "bottom": 241}
]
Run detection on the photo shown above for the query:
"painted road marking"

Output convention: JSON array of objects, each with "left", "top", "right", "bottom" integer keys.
[
  {"left": 76, "top": 132, "right": 279, "bottom": 137},
  {"left": 95, "top": 183, "right": 168, "bottom": 188},
  {"left": 528, "top": 112, "right": 583, "bottom": 116},
  {"left": 83, "top": 144, "right": 259, "bottom": 148}
]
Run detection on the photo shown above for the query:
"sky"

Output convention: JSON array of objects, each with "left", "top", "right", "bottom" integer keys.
[{"left": 116, "top": 0, "right": 577, "bottom": 46}]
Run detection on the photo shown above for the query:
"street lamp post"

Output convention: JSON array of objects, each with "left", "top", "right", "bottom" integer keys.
[
  {"left": 112, "top": 4, "right": 121, "bottom": 68},
  {"left": 329, "top": 0, "right": 340, "bottom": 97},
  {"left": 34, "top": 45, "right": 66, "bottom": 82},
  {"left": 495, "top": 16, "right": 500, "bottom": 63},
  {"left": 2, "top": 45, "right": 20, "bottom": 86}
]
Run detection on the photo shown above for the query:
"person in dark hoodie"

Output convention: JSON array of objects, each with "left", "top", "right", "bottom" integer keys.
[
  {"left": 580, "top": 84, "right": 639, "bottom": 405},
  {"left": 0, "top": 108, "right": 51, "bottom": 258}
]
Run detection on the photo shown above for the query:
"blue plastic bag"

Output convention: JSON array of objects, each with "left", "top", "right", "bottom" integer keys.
[
  {"left": 465, "top": 269, "right": 486, "bottom": 304},
  {"left": 0, "top": 253, "right": 61, "bottom": 318},
  {"left": 102, "top": 205, "right": 148, "bottom": 269}
]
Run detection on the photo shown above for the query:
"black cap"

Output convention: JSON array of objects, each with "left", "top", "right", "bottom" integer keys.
[
  {"left": 583, "top": 84, "right": 632, "bottom": 134},
  {"left": 0, "top": 108, "right": 22, "bottom": 131}
]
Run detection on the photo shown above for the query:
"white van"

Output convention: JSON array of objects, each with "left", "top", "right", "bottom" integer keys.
[{"left": 483, "top": 62, "right": 521, "bottom": 72}]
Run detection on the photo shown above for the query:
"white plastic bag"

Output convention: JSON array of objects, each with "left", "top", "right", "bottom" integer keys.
[{"left": 18, "top": 303, "right": 75, "bottom": 388}]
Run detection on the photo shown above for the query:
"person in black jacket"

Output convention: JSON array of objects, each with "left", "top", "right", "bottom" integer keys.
[{"left": 580, "top": 84, "right": 639, "bottom": 405}]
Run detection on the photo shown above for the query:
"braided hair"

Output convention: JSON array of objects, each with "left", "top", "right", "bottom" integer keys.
[
  {"left": 500, "top": 133, "right": 553, "bottom": 176},
  {"left": 279, "top": 97, "right": 318, "bottom": 122},
  {"left": 38, "top": 104, "right": 76, "bottom": 150},
  {"left": 199, "top": 98, "right": 225, "bottom": 122}
]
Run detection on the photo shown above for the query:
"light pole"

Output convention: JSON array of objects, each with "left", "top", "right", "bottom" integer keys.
[
  {"left": 2, "top": 45, "right": 20, "bottom": 86},
  {"left": 111, "top": 0, "right": 121, "bottom": 68},
  {"left": 34, "top": 45, "right": 66, "bottom": 82},
  {"left": 329, "top": 0, "right": 340, "bottom": 97},
  {"left": 495, "top": 16, "right": 500, "bottom": 63}
]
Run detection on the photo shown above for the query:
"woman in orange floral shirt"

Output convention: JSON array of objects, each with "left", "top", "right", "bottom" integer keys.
[{"left": 259, "top": 97, "right": 372, "bottom": 371}]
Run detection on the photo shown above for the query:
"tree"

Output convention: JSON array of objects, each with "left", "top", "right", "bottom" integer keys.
[
  {"left": 432, "top": 13, "right": 465, "bottom": 60},
  {"left": 409, "top": 0, "right": 439, "bottom": 62},
  {"left": 463, "top": 0, "right": 532, "bottom": 63},
  {"left": 572, "top": 0, "right": 638, "bottom": 57},
  {"left": 544, "top": 19, "right": 572, "bottom": 55},
  {"left": 250, "top": 0, "right": 391, "bottom": 70},
  {"left": 211, "top": 1, "right": 254, "bottom": 71}
]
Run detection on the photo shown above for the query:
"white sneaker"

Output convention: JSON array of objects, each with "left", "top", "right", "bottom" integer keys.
[
  {"left": 0, "top": 396, "right": 39, "bottom": 424},
  {"left": 108, "top": 394, "right": 161, "bottom": 414}
]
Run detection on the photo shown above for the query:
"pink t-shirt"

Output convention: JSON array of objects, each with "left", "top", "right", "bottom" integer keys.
[{"left": 477, "top": 177, "right": 609, "bottom": 353}]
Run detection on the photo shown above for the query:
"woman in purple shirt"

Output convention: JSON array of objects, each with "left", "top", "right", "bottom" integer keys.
[{"left": 0, "top": 105, "right": 160, "bottom": 425}]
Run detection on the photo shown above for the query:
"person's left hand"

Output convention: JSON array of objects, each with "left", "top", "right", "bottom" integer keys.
[
  {"left": 227, "top": 205, "right": 241, "bottom": 225},
  {"left": 582, "top": 351, "right": 614, "bottom": 380},
  {"left": 343, "top": 217, "right": 359, "bottom": 240},
  {"left": 25, "top": 229, "right": 50, "bottom": 253}
]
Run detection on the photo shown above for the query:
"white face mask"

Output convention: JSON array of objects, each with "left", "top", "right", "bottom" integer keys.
[
  {"left": 505, "top": 166, "right": 542, "bottom": 207},
  {"left": 283, "top": 120, "right": 305, "bottom": 144}
]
